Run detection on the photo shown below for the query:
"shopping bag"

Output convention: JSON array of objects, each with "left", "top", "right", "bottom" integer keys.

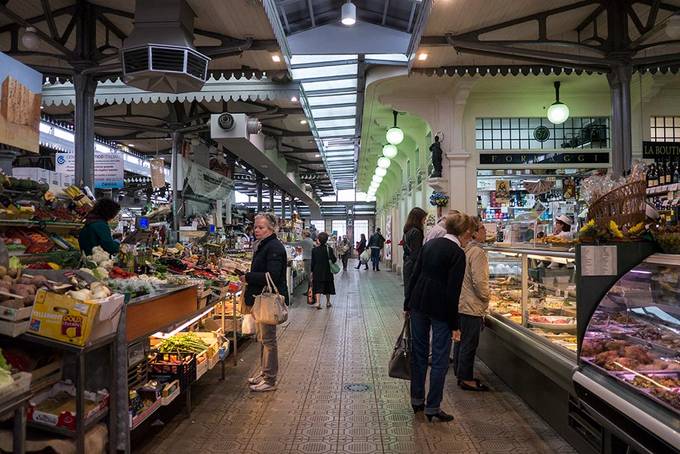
[
  {"left": 360, "top": 250, "right": 370, "bottom": 264},
  {"left": 328, "top": 245, "right": 341, "bottom": 274},
  {"left": 252, "top": 273, "right": 289, "bottom": 325},
  {"left": 388, "top": 319, "right": 411, "bottom": 380},
  {"left": 241, "top": 314, "right": 256, "bottom": 335}
]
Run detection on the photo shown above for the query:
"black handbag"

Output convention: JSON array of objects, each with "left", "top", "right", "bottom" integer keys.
[{"left": 388, "top": 319, "right": 411, "bottom": 380}]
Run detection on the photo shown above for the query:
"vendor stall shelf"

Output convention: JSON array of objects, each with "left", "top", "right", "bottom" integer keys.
[
  {"left": 21, "top": 331, "right": 118, "bottom": 454},
  {"left": 574, "top": 252, "right": 680, "bottom": 453},
  {"left": 0, "top": 391, "right": 29, "bottom": 454}
]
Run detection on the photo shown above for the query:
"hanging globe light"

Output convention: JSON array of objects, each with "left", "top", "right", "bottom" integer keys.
[
  {"left": 382, "top": 144, "right": 398, "bottom": 159},
  {"left": 375, "top": 167, "right": 387, "bottom": 177},
  {"left": 377, "top": 157, "right": 391, "bottom": 169},
  {"left": 385, "top": 110, "right": 404, "bottom": 145},
  {"left": 372, "top": 174, "right": 383, "bottom": 183},
  {"left": 546, "top": 81, "right": 570, "bottom": 125}
]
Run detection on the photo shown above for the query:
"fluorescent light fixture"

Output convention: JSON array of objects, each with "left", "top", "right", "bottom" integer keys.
[
  {"left": 375, "top": 167, "right": 387, "bottom": 177},
  {"left": 300, "top": 119, "right": 307, "bottom": 125},
  {"left": 417, "top": 53, "right": 428, "bottom": 61},
  {"left": 377, "top": 157, "right": 391, "bottom": 169},
  {"left": 271, "top": 53, "right": 281, "bottom": 63},
  {"left": 341, "top": 1, "right": 356, "bottom": 26}
]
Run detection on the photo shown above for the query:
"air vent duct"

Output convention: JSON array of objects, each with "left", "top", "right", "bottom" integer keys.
[{"left": 121, "top": 0, "right": 210, "bottom": 93}]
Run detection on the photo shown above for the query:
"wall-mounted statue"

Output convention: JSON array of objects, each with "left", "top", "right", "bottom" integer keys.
[{"left": 430, "top": 133, "right": 443, "bottom": 178}]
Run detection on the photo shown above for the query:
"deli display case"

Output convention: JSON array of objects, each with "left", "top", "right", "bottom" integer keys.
[
  {"left": 573, "top": 253, "right": 680, "bottom": 453},
  {"left": 479, "top": 245, "right": 594, "bottom": 453}
]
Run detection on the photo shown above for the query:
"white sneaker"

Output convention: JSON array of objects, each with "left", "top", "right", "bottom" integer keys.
[
  {"left": 248, "top": 374, "right": 264, "bottom": 385},
  {"left": 250, "top": 381, "right": 277, "bottom": 392}
]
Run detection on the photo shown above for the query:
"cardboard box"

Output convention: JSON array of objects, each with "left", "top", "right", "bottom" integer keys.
[{"left": 28, "top": 290, "right": 124, "bottom": 346}]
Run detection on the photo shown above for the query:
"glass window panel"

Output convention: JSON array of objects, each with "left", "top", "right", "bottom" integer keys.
[
  {"left": 675, "top": 128, "right": 680, "bottom": 139},
  {"left": 291, "top": 63, "right": 357, "bottom": 80},
  {"left": 520, "top": 130, "right": 529, "bottom": 139},
  {"left": 311, "top": 106, "right": 356, "bottom": 117},
  {"left": 476, "top": 130, "right": 483, "bottom": 140},
  {"left": 318, "top": 128, "right": 355, "bottom": 137},
  {"left": 302, "top": 78, "right": 357, "bottom": 92},
  {"left": 502, "top": 140, "right": 511, "bottom": 149},
  {"left": 483, "top": 118, "right": 492, "bottom": 128},
  {"left": 666, "top": 127, "right": 674, "bottom": 137},
  {"left": 520, "top": 140, "right": 529, "bottom": 149},
  {"left": 666, "top": 117, "right": 674, "bottom": 127},
  {"left": 476, "top": 140, "right": 483, "bottom": 149},
  {"left": 493, "top": 130, "right": 502, "bottom": 140},
  {"left": 501, "top": 130, "right": 510, "bottom": 139},
  {"left": 650, "top": 117, "right": 656, "bottom": 127},
  {"left": 529, "top": 118, "right": 540, "bottom": 128},
  {"left": 484, "top": 140, "right": 492, "bottom": 149},
  {"left": 314, "top": 118, "right": 356, "bottom": 129},
  {"left": 483, "top": 130, "right": 491, "bottom": 139},
  {"left": 531, "top": 139, "right": 542, "bottom": 149},
  {"left": 510, "top": 129, "right": 518, "bottom": 139},
  {"left": 510, "top": 118, "right": 519, "bottom": 128},
  {"left": 501, "top": 118, "right": 510, "bottom": 128},
  {"left": 492, "top": 118, "right": 500, "bottom": 129},
  {"left": 291, "top": 55, "right": 357, "bottom": 65},
  {"left": 306, "top": 94, "right": 357, "bottom": 106},
  {"left": 511, "top": 140, "right": 520, "bottom": 149},
  {"left": 476, "top": 119, "right": 482, "bottom": 128}
]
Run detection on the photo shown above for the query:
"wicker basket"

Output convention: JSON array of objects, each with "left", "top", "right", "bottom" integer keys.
[{"left": 586, "top": 180, "right": 647, "bottom": 229}]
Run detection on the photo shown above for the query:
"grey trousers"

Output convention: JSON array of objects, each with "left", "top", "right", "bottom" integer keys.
[{"left": 256, "top": 322, "right": 278, "bottom": 385}]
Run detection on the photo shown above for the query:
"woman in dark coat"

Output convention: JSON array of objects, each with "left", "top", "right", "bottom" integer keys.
[
  {"left": 241, "top": 212, "right": 289, "bottom": 392},
  {"left": 311, "top": 232, "right": 337, "bottom": 309},
  {"left": 402, "top": 207, "right": 427, "bottom": 295},
  {"left": 405, "top": 212, "right": 472, "bottom": 422},
  {"left": 355, "top": 233, "right": 368, "bottom": 270}
]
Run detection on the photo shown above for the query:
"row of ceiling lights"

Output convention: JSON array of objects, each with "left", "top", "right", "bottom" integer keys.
[{"left": 368, "top": 111, "right": 403, "bottom": 197}]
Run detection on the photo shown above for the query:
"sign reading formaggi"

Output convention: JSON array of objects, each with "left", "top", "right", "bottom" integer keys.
[{"left": 642, "top": 141, "right": 680, "bottom": 159}]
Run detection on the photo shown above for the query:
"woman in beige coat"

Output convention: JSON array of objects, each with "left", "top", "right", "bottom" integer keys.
[{"left": 452, "top": 217, "right": 490, "bottom": 391}]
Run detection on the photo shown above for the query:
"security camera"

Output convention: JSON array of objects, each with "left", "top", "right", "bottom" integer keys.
[{"left": 218, "top": 113, "right": 235, "bottom": 131}]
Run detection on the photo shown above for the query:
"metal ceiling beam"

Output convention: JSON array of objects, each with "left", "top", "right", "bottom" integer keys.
[
  {"left": 97, "top": 12, "right": 127, "bottom": 41},
  {"left": 382, "top": 0, "right": 391, "bottom": 25},
  {"left": 307, "top": 0, "right": 315, "bottom": 27},
  {"left": 40, "top": 0, "right": 59, "bottom": 40},
  {"left": 0, "top": 5, "right": 74, "bottom": 34}
]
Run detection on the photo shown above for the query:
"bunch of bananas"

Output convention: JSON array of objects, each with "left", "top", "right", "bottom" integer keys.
[{"left": 64, "top": 185, "right": 94, "bottom": 208}]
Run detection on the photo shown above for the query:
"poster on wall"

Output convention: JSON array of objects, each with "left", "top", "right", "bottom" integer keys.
[
  {"left": 55, "top": 152, "right": 125, "bottom": 189},
  {"left": 385, "top": 214, "right": 392, "bottom": 261},
  {"left": 495, "top": 179, "right": 510, "bottom": 203},
  {"left": 0, "top": 52, "right": 42, "bottom": 153}
]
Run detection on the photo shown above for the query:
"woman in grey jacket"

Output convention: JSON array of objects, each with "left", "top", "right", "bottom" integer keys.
[{"left": 453, "top": 217, "right": 491, "bottom": 392}]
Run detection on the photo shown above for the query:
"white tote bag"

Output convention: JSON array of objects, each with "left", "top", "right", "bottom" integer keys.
[
  {"left": 241, "top": 314, "right": 256, "bottom": 335},
  {"left": 252, "top": 272, "right": 289, "bottom": 325}
]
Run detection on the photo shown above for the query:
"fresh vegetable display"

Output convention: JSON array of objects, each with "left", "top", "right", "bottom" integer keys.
[
  {"left": 156, "top": 332, "right": 210, "bottom": 354},
  {"left": 0, "top": 349, "right": 13, "bottom": 389}
]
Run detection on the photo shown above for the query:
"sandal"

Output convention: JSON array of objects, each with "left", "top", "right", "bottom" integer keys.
[{"left": 458, "top": 379, "right": 490, "bottom": 392}]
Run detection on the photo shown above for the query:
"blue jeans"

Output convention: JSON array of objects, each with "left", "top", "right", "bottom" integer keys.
[
  {"left": 370, "top": 247, "right": 381, "bottom": 270},
  {"left": 410, "top": 310, "right": 452, "bottom": 415}
]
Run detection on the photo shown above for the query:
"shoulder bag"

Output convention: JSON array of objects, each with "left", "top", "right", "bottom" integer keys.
[
  {"left": 327, "top": 245, "right": 341, "bottom": 274},
  {"left": 251, "top": 272, "right": 289, "bottom": 325},
  {"left": 388, "top": 318, "right": 411, "bottom": 380}
]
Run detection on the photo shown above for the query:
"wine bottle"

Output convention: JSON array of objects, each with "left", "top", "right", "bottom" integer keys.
[
  {"left": 673, "top": 158, "right": 680, "bottom": 184},
  {"left": 659, "top": 159, "right": 667, "bottom": 186},
  {"left": 648, "top": 163, "right": 658, "bottom": 188}
]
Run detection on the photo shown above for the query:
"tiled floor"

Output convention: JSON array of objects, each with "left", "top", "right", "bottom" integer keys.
[{"left": 136, "top": 263, "right": 576, "bottom": 454}]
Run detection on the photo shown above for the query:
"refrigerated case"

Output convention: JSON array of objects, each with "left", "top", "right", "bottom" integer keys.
[
  {"left": 573, "top": 253, "right": 680, "bottom": 453},
  {"left": 480, "top": 245, "right": 594, "bottom": 453}
]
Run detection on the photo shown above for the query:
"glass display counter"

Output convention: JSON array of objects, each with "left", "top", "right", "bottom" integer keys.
[{"left": 487, "top": 245, "right": 577, "bottom": 355}]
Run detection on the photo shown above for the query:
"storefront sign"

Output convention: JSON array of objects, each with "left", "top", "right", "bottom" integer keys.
[
  {"left": 0, "top": 52, "right": 42, "bottom": 153},
  {"left": 642, "top": 141, "right": 680, "bottom": 159},
  {"left": 581, "top": 246, "right": 617, "bottom": 276},
  {"left": 479, "top": 152, "right": 609, "bottom": 165},
  {"left": 55, "top": 152, "right": 125, "bottom": 189}
]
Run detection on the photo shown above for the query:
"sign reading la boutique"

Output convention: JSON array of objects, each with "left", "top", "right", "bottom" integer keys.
[
  {"left": 55, "top": 152, "right": 124, "bottom": 189},
  {"left": 480, "top": 152, "right": 610, "bottom": 165},
  {"left": 642, "top": 141, "right": 680, "bottom": 159}
]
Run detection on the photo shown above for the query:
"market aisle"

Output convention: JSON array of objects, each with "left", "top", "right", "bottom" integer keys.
[{"left": 136, "top": 263, "right": 576, "bottom": 454}]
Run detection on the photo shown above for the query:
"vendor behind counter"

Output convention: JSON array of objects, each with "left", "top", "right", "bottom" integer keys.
[{"left": 79, "top": 198, "right": 121, "bottom": 256}]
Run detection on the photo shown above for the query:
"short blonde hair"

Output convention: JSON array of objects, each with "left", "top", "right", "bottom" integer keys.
[
  {"left": 469, "top": 216, "right": 482, "bottom": 233},
  {"left": 445, "top": 213, "right": 471, "bottom": 236},
  {"left": 255, "top": 212, "right": 278, "bottom": 231}
]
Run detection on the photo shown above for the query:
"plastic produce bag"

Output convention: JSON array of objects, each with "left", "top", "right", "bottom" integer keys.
[
  {"left": 360, "top": 250, "right": 370, "bottom": 263},
  {"left": 242, "top": 314, "right": 256, "bottom": 335}
]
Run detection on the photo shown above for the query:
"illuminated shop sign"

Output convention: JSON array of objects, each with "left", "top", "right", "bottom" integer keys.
[{"left": 642, "top": 141, "right": 680, "bottom": 159}]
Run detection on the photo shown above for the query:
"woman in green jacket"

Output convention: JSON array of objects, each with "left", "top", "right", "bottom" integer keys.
[{"left": 79, "top": 198, "right": 121, "bottom": 255}]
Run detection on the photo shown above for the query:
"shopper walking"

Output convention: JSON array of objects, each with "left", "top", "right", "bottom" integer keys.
[
  {"left": 355, "top": 234, "right": 368, "bottom": 270},
  {"left": 301, "top": 230, "right": 314, "bottom": 286},
  {"left": 242, "top": 212, "right": 288, "bottom": 392},
  {"left": 338, "top": 235, "right": 351, "bottom": 271},
  {"left": 79, "top": 198, "right": 121, "bottom": 255},
  {"left": 404, "top": 212, "right": 472, "bottom": 422},
  {"left": 402, "top": 207, "right": 427, "bottom": 295},
  {"left": 311, "top": 232, "right": 337, "bottom": 309},
  {"left": 367, "top": 228, "right": 386, "bottom": 271},
  {"left": 453, "top": 218, "right": 491, "bottom": 392}
]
